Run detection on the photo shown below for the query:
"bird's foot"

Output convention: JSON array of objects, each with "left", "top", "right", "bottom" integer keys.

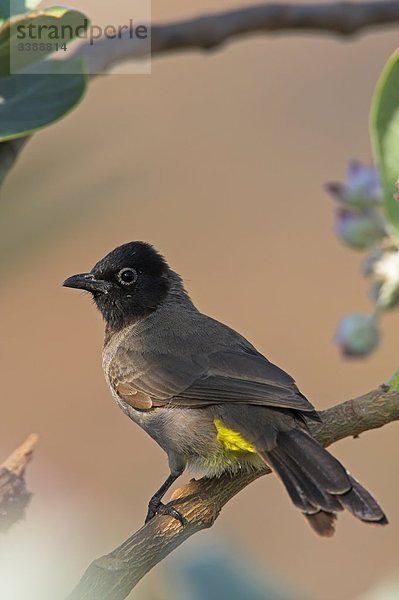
[{"left": 145, "top": 499, "right": 185, "bottom": 526}]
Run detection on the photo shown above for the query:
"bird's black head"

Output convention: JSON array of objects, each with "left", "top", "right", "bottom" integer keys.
[{"left": 63, "top": 241, "right": 171, "bottom": 331}]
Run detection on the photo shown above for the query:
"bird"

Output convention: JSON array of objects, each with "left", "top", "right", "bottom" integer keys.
[{"left": 63, "top": 241, "right": 387, "bottom": 536}]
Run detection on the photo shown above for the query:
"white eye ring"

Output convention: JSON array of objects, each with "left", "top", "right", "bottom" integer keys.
[{"left": 117, "top": 267, "right": 138, "bottom": 286}]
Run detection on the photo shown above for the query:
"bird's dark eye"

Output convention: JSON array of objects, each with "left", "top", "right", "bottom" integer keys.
[{"left": 117, "top": 267, "right": 138, "bottom": 286}]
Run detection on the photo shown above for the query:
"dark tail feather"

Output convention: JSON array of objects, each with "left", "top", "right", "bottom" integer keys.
[
  {"left": 305, "top": 512, "right": 337, "bottom": 537},
  {"left": 259, "top": 429, "right": 387, "bottom": 536},
  {"left": 340, "top": 475, "right": 388, "bottom": 524}
]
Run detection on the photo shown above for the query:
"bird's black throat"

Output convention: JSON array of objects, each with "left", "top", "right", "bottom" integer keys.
[{"left": 93, "top": 274, "right": 170, "bottom": 338}]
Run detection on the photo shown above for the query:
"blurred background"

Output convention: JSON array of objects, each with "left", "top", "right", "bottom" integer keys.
[{"left": 1, "top": 1, "right": 399, "bottom": 598}]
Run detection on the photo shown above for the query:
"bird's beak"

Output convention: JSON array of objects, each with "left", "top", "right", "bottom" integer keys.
[{"left": 63, "top": 272, "right": 110, "bottom": 293}]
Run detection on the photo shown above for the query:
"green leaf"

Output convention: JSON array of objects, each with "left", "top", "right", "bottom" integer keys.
[
  {"left": 370, "top": 50, "right": 399, "bottom": 238},
  {"left": 387, "top": 368, "right": 399, "bottom": 392},
  {"left": 0, "top": 59, "right": 87, "bottom": 141},
  {"left": 0, "top": 6, "right": 89, "bottom": 76},
  {"left": 0, "top": 0, "right": 42, "bottom": 25}
]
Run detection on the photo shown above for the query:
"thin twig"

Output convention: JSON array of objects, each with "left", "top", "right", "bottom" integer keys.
[
  {"left": 67, "top": 387, "right": 399, "bottom": 600},
  {"left": 78, "top": 1, "right": 399, "bottom": 74},
  {"left": 2, "top": 1, "right": 399, "bottom": 187}
]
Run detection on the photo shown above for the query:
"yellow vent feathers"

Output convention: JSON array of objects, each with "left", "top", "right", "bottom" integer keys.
[{"left": 214, "top": 419, "right": 256, "bottom": 453}]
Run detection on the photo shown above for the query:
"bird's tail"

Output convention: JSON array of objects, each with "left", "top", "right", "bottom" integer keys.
[{"left": 259, "top": 429, "right": 387, "bottom": 536}]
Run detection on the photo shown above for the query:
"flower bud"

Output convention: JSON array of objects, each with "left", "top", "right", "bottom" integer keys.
[
  {"left": 369, "top": 281, "right": 382, "bottom": 303},
  {"left": 361, "top": 249, "right": 383, "bottom": 277},
  {"left": 377, "top": 286, "right": 399, "bottom": 310},
  {"left": 373, "top": 250, "right": 399, "bottom": 309},
  {"left": 335, "top": 314, "right": 380, "bottom": 357},
  {"left": 335, "top": 208, "right": 386, "bottom": 250},
  {"left": 326, "top": 160, "right": 382, "bottom": 209}
]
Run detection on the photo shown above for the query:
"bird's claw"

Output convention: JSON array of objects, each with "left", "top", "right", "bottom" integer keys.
[{"left": 145, "top": 500, "right": 185, "bottom": 526}]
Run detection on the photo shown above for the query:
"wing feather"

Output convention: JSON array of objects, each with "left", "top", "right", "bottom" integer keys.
[{"left": 109, "top": 346, "right": 316, "bottom": 415}]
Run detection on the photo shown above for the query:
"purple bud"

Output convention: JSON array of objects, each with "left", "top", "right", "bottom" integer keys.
[
  {"left": 361, "top": 249, "right": 384, "bottom": 277},
  {"left": 369, "top": 281, "right": 382, "bottom": 303},
  {"left": 335, "top": 208, "right": 386, "bottom": 250},
  {"left": 335, "top": 314, "right": 380, "bottom": 357},
  {"left": 326, "top": 160, "right": 382, "bottom": 208}
]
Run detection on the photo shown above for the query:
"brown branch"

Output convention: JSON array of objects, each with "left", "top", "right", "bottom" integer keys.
[
  {"left": 0, "top": 434, "right": 38, "bottom": 532},
  {"left": 67, "top": 386, "right": 399, "bottom": 600},
  {"left": 3, "top": 1, "right": 399, "bottom": 187},
  {"left": 75, "top": 1, "right": 399, "bottom": 74}
]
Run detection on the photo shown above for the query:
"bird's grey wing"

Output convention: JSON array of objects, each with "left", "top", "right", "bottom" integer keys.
[
  {"left": 173, "top": 349, "right": 316, "bottom": 414},
  {"left": 107, "top": 347, "right": 208, "bottom": 409},
  {"left": 109, "top": 343, "right": 315, "bottom": 414}
]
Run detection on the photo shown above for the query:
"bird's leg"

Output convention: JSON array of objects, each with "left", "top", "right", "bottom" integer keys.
[{"left": 145, "top": 472, "right": 185, "bottom": 526}]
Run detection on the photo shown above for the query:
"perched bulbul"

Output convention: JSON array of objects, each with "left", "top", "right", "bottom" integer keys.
[{"left": 63, "top": 241, "right": 387, "bottom": 536}]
